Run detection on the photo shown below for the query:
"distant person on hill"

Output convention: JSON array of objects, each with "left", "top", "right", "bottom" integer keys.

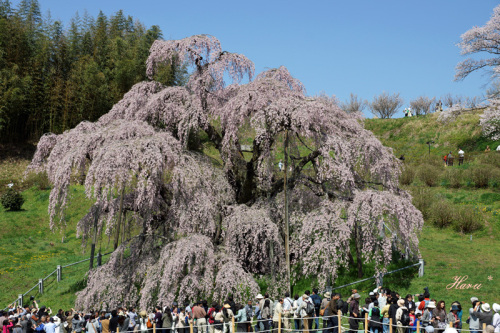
[
  {"left": 443, "top": 154, "right": 448, "bottom": 167},
  {"left": 404, "top": 108, "right": 408, "bottom": 117},
  {"left": 458, "top": 148, "right": 464, "bottom": 166},
  {"left": 435, "top": 101, "right": 443, "bottom": 112},
  {"left": 485, "top": 146, "right": 491, "bottom": 153},
  {"left": 408, "top": 108, "right": 413, "bottom": 117},
  {"left": 447, "top": 152, "right": 454, "bottom": 166}
]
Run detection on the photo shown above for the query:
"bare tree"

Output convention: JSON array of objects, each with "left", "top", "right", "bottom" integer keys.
[
  {"left": 410, "top": 96, "right": 435, "bottom": 116},
  {"left": 442, "top": 94, "right": 464, "bottom": 108},
  {"left": 463, "top": 96, "right": 483, "bottom": 109},
  {"left": 370, "top": 92, "right": 403, "bottom": 119},
  {"left": 340, "top": 93, "right": 367, "bottom": 113}
]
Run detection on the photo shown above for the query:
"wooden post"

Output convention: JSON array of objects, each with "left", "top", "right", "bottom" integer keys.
[
  {"left": 389, "top": 318, "right": 393, "bottom": 333},
  {"left": 278, "top": 312, "right": 282, "bottom": 333},
  {"left": 416, "top": 320, "right": 420, "bottom": 333},
  {"left": 483, "top": 324, "right": 486, "bottom": 332},
  {"left": 153, "top": 324, "right": 156, "bottom": 333},
  {"left": 117, "top": 327, "right": 119, "bottom": 333},
  {"left": 57, "top": 265, "right": 62, "bottom": 282},
  {"left": 449, "top": 322, "right": 453, "bottom": 328},
  {"left": 365, "top": 312, "right": 368, "bottom": 333},
  {"left": 190, "top": 321, "right": 194, "bottom": 333},
  {"left": 338, "top": 311, "right": 342, "bottom": 333},
  {"left": 38, "top": 278, "right": 43, "bottom": 294},
  {"left": 232, "top": 316, "right": 235, "bottom": 333}
]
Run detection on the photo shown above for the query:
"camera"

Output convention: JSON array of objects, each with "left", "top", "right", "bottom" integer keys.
[{"left": 30, "top": 296, "right": 35, "bottom": 301}]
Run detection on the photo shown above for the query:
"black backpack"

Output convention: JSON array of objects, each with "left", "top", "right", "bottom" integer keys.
[
  {"left": 401, "top": 309, "right": 411, "bottom": 326},
  {"left": 338, "top": 300, "right": 348, "bottom": 315},
  {"left": 305, "top": 301, "right": 315, "bottom": 316}
]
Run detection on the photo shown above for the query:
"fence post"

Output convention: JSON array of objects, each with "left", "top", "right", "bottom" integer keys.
[
  {"left": 278, "top": 312, "right": 282, "bottom": 333},
  {"left": 418, "top": 259, "right": 424, "bottom": 277},
  {"left": 117, "top": 327, "right": 119, "bottom": 333},
  {"left": 38, "top": 278, "right": 43, "bottom": 294},
  {"left": 338, "top": 311, "right": 341, "bottom": 333},
  {"left": 232, "top": 316, "right": 235, "bottom": 333},
  {"left": 389, "top": 318, "right": 393, "bottom": 333},
  {"left": 57, "top": 265, "right": 62, "bottom": 282},
  {"left": 153, "top": 323, "right": 156, "bottom": 333},
  {"left": 483, "top": 323, "right": 486, "bottom": 332},
  {"left": 97, "top": 252, "right": 102, "bottom": 267},
  {"left": 190, "top": 321, "right": 194, "bottom": 333},
  {"left": 416, "top": 319, "right": 420, "bottom": 333},
  {"left": 365, "top": 312, "right": 368, "bottom": 333},
  {"left": 449, "top": 322, "right": 453, "bottom": 328},
  {"left": 18, "top": 294, "right": 23, "bottom": 307}
]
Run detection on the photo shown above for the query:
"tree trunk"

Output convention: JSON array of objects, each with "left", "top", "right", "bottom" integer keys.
[
  {"left": 114, "top": 186, "right": 125, "bottom": 250},
  {"left": 355, "top": 226, "right": 363, "bottom": 278},
  {"left": 89, "top": 207, "right": 99, "bottom": 270}
]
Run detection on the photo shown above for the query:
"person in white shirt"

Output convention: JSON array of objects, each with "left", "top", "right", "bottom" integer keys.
[{"left": 458, "top": 148, "right": 465, "bottom": 166}]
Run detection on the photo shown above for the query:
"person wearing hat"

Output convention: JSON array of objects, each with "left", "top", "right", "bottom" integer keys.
[
  {"left": 320, "top": 291, "right": 332, "bottom": 331},
  {"left": 447, "top": 306, "right": 460, "bottom": 329},
  {"left": 422, "top": 302, "right": 436, "bottom": 328},
  {"left": 395, "top": 299, "right": 408, "bottom": 333},
  {"left": 296, "top": 294, "right": 313, "bottom": 333},
  {"left": 473, "top": 303, "right": 493, "bottom": 330},
  {"left": 326, "top": 294, "right": 340, "bottom": 333},
  {"left": 492, "top": 304, "right": 500, "bottom": 333},
  {"left": 348, "top": 293, "right": 361, "bottom": 333},
  {"left": 468, "top": 300, "right": 481, "bottom": 333}
]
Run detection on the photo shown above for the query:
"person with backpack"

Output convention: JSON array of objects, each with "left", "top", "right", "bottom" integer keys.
[
  {"left": 213, "top": 306, "right": 224, "bottom": 333},
  {"left": 310, "top": 289, "right": 321, "bottom": 330},
  {"left": 296, "top": 295, "right": 314, "bottom": 333},
  {"left": 292, "top": 295, "right": 301, "bottom": 333},
  {"left": 348, "top": 293, "right": 361, "bottom": 333},
  {"left": 421, "top": 302, "right": 435, "bottom": 329},
  {"left": 222, "top": 303, "right": 234, "bottom": 333},
  {"left": 234, "top": 304, "right": 247, "bottom": 333},
  {"left": 326, "top": 294, "right": 340, "bottom": 333},
  {"left": 243, "top": 301, "right": 253, "bottom": 333},
  {"left": 320, "top": 292, "right": 332, "bottom": 331},
  {"left": 369, "top": 301, "right": 382, "bottom": 333},
  {"left": 396, "top": 299, "right": 409, "bottom": 333}
]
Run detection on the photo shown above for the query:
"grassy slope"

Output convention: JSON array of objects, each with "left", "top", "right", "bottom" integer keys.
[
  {"left": 1, "top": 110, "right": 499, "bottom": 310},
  {"left": 363, "top": 111, "right": 500, "bottom": 306}
]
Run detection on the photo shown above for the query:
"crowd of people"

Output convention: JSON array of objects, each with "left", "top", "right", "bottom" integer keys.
[{"left": 1, "top": 288, "right": 499, "bottom": 333}]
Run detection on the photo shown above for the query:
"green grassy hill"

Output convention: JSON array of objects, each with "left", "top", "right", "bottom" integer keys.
[{"left": 1, "top": 109, "right": 499, "bottom": 311}]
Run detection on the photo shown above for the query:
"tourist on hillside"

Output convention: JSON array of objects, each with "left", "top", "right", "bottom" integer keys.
[
  {"left": 432, "top": 301, "right": 447, "bottom": 332},
  {"left": 492, "top": 304, "right": 500, "bottom": 333},
  {"left": 244, "top": 301, "right": 253, "bottom": 333},
  {"left": 447, "top": 305, "right": 460, "bottom": 330},
  {"left": 213, "top": 306, "right": 223, "bottom": 333},
  {"left": 208, "top": 303, "right": 217, "bottom": 333},
  {"left": 85, "top": 315, "right": 100, "bottom": 333},
  {"left": 369, "top": 301, "right": 382, "bottom": 333},
  {"left": 485, "top": 146, "right": 491, "bottom": 152},
  {"left": 443, "top": 154, "right": 448, "bottom": 167},
  {"left": 310, "top": 289, "right": 321, "bottom": 330},
  {"left": 260, "top": 300, "right": 271, "bottom": 333},
  {"left": 422, "top": 302, "right": 436, "bottom": 328},
  {"left": 321, "top": 292, "right": 331, "bottom": 331},
  {"left": 472, "top": 302, "right": 493, "bottom": 329},
  {"left": 458, "top": 148, "right": 464, "bottom": 165},
  {"left": 326, "top": 293, "right": 340, "bottom": 333},
  {"left": 348, "top": 293, "right": 361, "bottom": 333},
  {"left": 234, "top": 304, "right": 247, "bottom": 333},
  {"left": 272, "top": 298, "right": 283, "bottom": 333},
  {"left": 296, "top": 294, "right": 313, "bottom": 333},
  {"left": 395, "top": 299, "right": 409, "bottom": 333},
  {"left": 381, "top": 297, "right": 391, "bottom": 333},
  {"left": 162, "top": 308, "right": 172, "bottom": 333},
  {"left": 292, "top": 294, "right": 301, "bottom": 332},
  {"left": 468, "top": 300, "right": 480, "bottom": 333},
  {"left": 447, "top": 152, "right": 454, "bottom": 166},
  {"left": 282, "top": 293, "right": 293, "bottom": 333}
]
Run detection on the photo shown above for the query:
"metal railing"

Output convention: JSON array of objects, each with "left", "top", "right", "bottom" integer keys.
[{"left": 3, "top": 251, "right": 112, "bottom": 310}]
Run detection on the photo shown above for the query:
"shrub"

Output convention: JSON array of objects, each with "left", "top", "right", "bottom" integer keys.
[
  {"left": 443, "top": 168, "right": 463, "bottom": 188},
  {"left": 411, "top": 187, "right": 433, "bottom": 220},
  {"left": 417, "top": 164, "right": 442, "bottom": 187},
  {"left": 400, "top": 165, "right": 415, "bottom": 185},
  {"left": 471, "top": 166, "right": 493, "bottom": 188},
  {"left": 429, "top": 199, "right": 454, "bottom": 228},
  {"left": 453, "top": 206, "right": 483, "bottom": 233},
  {"left": 23, "top": 171, "right": 51, "bottom": 190},
  {"left": 0, "top": 188, "right": 25, "bottom": 211}
]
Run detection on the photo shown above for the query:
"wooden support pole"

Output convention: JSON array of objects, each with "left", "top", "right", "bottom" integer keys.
[
  {"left": 338, "top": 311, "right": 342, "bottom": 333},
  {"left": 483, "top": 324, "right": 486, "bottom": 332},
  {"left": 117, "top": 327, "right": 119, "bottom": 333},
  {"left": 449, "top": 322, "right": 453, "bottom": 328},
  {"left": 278, "top": 312, "right": 282, "bottom": 333},
  {"left": 416, "top": 319, "right": 420, "bottom": 333},
  {"left": 153, "top": 324, "right": 156, "bottom": 333},
  {"left": 190, "top": 321, "right": 194, "bottom": 333},
  {"left": 232, "top": 316, "right": 235, "bottom": 333},
  {"left": 389, "top": 318, "right": 393, "bottom": 333},
  {"left": 365, "top": 312, "right": 368, "bottom": 333}
]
